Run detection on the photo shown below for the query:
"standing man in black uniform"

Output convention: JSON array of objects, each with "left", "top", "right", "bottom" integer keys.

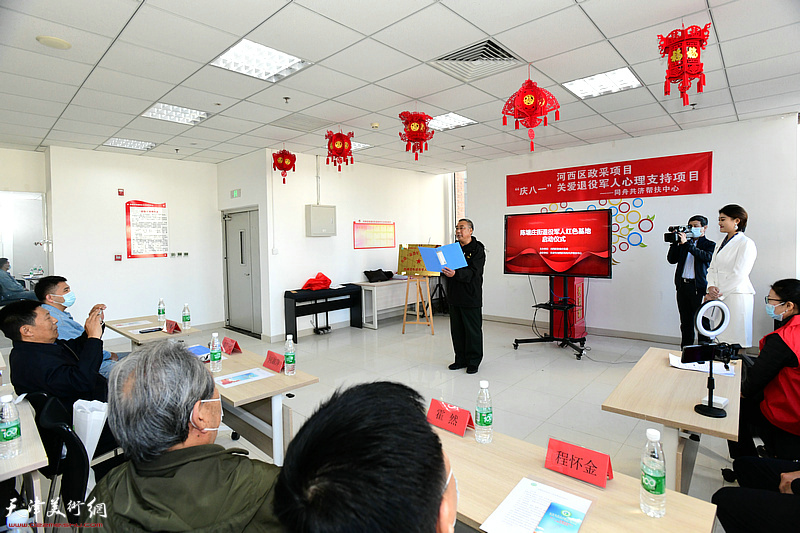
[
  {"left": 443, "top": 218, "right": 486, "bottom": 374},
  {"left": 667, "top": 215, "right": 716, "bottom": 347}
]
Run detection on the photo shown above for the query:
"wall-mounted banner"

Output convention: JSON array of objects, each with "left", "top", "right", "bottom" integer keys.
[
  {"left": 507, "top": 151, "right": 712, "bottom": 206},
  {"left": 126, "top": 200, "right": 168, "bottom": 258}
]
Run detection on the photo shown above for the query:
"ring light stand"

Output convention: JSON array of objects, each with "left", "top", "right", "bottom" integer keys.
[{"left": 694, "top": 300, "right": 731, "bottom": 418}]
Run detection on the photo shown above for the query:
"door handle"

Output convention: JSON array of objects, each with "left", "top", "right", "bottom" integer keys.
[{"left": 244, "top": 273, "right": 250, "bottom": 276}]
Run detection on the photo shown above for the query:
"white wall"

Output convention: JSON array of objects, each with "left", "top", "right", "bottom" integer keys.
[
  {"left": 218, "top": 149, "right": 450, "bottom": 338},
  {"left": 0, "top": 149, "right": 45, "bottom": 192},
  {"left": 46, "top": 147, "right": 224, "bottom": 336},
  {"left": 467, "top": 115, "right": 799, "bottom": 344}
]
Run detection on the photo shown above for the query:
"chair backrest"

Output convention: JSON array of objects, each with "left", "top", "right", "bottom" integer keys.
[{"left": 27, "top": 392, "right": 89, "bottom": 513}]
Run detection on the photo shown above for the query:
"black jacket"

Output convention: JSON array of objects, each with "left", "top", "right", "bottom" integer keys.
[
  {"left": 445, "top": 237, "right": 486, "bottom": 308},
  {"left": 9, "top": 333, "right": 107, "bottom": 409},
  {"left": 667, "top": 235, "right": 715, "bottom": 291}
]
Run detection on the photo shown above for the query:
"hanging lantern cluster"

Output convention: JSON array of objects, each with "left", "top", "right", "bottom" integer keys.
[
  {"left": 272, "top": 149, "right": 296, "bottom": 184},
  {"left": 658, "top": 23, "right": 711, "bottom": 106},
  {"left": 398, "top": 111, "right": 434, "bottom": 161},
  {"left": 325, "top": 130, "right": 354, "bottom": 171},
  {"left": 501, "top": 78, "right": 560, "bottom": 152}
]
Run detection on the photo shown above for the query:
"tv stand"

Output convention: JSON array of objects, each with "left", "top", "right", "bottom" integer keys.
[{"left": 513, "top": 276, "right": 587, "bottom": 360}]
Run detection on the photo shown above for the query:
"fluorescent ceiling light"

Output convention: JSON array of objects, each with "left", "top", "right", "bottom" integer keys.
[
  {"left": 563, "top": 67, "right": 642, "bottom": 99},
  {"left": 351, "top": 142, "right": 371, "bottom": 151},
  {"left": 428, "top": 112, "right": 477, "bottom": 131},
  {"left": 142, "top": 102, "right": 209, "bottom": 125},
  {"left": 103, "top": 138, "right": 156, "bottom": 151},
  {"left": 211, "top": 39, "right": 312, "bottom": 82}
]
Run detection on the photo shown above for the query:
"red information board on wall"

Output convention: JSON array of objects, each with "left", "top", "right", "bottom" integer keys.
[
  {"left": 507, "top": 151, "right": 712, "bottom": 206},
  {"left": 126, "top": 200, "right": 168, "bottom": 258}
]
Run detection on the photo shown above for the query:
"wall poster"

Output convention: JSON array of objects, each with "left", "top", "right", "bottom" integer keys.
[
  {"left": 353, "top": 220, "right": 395, "bottom": 249},
  {"left": 126, "top": 200, "right": 168, "bottom": 258}
]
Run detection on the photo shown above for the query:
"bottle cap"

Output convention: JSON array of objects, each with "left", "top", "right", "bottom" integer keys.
[
  {"left": 0, "top": 395, "right": 13, "bottom": 403},
  {"left": 479, "top": 380, "right": 489, "bottom": 389},
  {"left": 287, "top": 334, "right": 293, "bottom": 340},
  {"left": 646, "top": 428, "right": 661, "bottom": 442}
]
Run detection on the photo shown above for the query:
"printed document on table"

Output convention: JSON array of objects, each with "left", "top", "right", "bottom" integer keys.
[
  {"left": 215, "top": 367, "right": 275, "bottom": 388},
  {"left": 668, "top": 353, "right": 735, "bottom": 377},
  {"left": 480, "top": 478, "right": 591, "bottom": 533}
]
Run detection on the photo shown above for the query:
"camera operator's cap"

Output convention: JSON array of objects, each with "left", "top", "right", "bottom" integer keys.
[{"left": 646, "top": 428, "right": 661, "bottom": 442}]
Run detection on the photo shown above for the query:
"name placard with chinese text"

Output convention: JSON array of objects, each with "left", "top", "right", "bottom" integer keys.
[
  {"left": 545, "top": 438, "right": 614, "bottom": 488},
  {"left": 426, "top": 399, "right": 474, "bottom": 437}
]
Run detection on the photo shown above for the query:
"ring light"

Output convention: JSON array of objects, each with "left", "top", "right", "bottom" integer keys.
[{"left": 695, "top": 300, "right": 730, "bottom": 340}]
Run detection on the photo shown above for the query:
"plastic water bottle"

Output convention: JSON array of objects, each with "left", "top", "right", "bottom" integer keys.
[
  {"left": 640, "top": 428, "right": 666, "bottom": 518},
  {"left": 209, "top": 333, "right": 222, "bottom": 373},
  {"left": 182, "top": 303, "right": 191, "bottom": 329},
  {"left": 284, "top": 335, "right": 296, "bottom": 376},
  {"left": 475, "top": 380, "right": 493, "bottom": 444},
  {"left": 6, "top": 508, "right": 33, "bottom": 532},
  {"left": 0, "top": 395, "right": 22, "bottom": 459},
  {"left": 157, "top": 298, "right": 166, "bottom": 324}
]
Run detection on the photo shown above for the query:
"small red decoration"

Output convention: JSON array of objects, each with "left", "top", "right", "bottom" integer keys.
[
  {"left": 325, "top": 130, "right": 354, "bottom": 171},
  {"left": 398, "top": 111, "right": 434, "bottom": 161},
  {"left": 272, "top": 149, "right": 296, "bottom": 184},
  {"left": 658, "top": 23, "right": 711, "bottom": 106},
  {"left": 501, "top": 78, "right": 560, "bottom": 152}
]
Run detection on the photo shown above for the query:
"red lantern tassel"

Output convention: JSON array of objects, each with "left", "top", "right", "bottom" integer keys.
[
  {"left": 515, "top": 120, "right": 519, "bottom": 130},
  {"left": 698, "top": 73, "right": 706, "bottom": 92},
  {"left": 338, "top": 164, "right": 342, "bottom": 171},
  {"left": 502, "top": 116, "right": 507, "bottom": 126},
  {"left": 350, "top": 156, "right": 353, "bottom": 164},
  {"left": 406, "top": 142, "right": 411, "bottom": 152},
  {"left": 555, "top": 110, "right": 560, "bottom": 121},
  {"left": 424, "top": 142, "right": 428, "bottom": 151},
  {"left": 543, "top": 116, "right": 548, "bottom": 126},
  {"left": 283, "top": 177, "right": 286, "bottom": 184},
  {"left": 682, "top": 92, "right": 689, "bottom": 106},
  {"left": 530, "top": 141, "right": 534, "bottom": 151},
  {"left": 415, "top": 152, "right": 419, "bottom": 161},
  {"left": 326, "top": 157, "right": 330, "bottom": 164},
  {"left": 664, "top": 80, "right": 671, "bottom": 96}
]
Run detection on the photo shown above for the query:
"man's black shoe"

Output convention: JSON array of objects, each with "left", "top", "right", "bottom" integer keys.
[
  {"left": 448, "top": 362, "right": 467, "bottom": 370},
  {"left": 466, "top": 365, "right": 479, "bottom": 374}
]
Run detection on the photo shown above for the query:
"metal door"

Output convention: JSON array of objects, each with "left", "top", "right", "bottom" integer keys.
[{"left": 223, "top": 210, "right": 261, "bottom": 334}]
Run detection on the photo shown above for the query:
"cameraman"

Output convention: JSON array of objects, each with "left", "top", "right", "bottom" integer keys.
[{"left": 667, "top": 215, "right": 715, "bottom": 348}]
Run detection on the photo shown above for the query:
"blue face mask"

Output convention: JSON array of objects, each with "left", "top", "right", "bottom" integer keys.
[
  {"left": 51, "top": 292, "right": 76, "bottom": 308},
  {"left": 766, "top": 303, "right": 785, "bottom": 321},
  {"left": 690, "top": 227, "right": 703, "bottom": 239}
]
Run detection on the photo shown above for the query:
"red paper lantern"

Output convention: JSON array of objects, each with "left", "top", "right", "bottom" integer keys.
[
  {"left": 272, "top": 149, "right": 296, "bottom": 184},
  {"left": 658, "top": 23, "right": 711, "bottom": 106},
  {"left": 325, "top": 130, "right": 354, "bottom": 171},
  {"left": 501, "top": 79, "right": 560, "bottom": 152},
  {"left": 398, "top": 111, "right": 434, "bottom": 161}
]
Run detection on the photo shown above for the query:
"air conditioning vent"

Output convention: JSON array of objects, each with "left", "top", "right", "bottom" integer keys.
[{"left": 429, "top": 39, "right": 523, "bottom": 82}]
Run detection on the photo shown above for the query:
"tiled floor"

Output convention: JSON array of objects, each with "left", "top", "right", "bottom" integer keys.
[{"left": 2, "top": 316, "right": 733, "bottom": 531}]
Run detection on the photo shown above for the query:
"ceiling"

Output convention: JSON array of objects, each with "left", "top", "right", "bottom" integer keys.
[{"left": 0, "top": 0, "right": 798, "bottom": 175}]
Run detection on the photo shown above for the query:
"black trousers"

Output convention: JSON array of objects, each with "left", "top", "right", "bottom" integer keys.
[
  {"left": 728, "top": 396, "right": 800, "bottom": 460},
  {"left": 712, "top": 456, "right": 800, "bottom": 533},
  {"left": 676, "top": 280, "right": 709, "bottom": 347},
  {"left": 449, "top": 305, "right": 483, "bottom": 368}
]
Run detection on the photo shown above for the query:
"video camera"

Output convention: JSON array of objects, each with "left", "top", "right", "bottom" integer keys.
[
  {"left": 681, "top": 342, "right": 746, "bottom": 370},
  {"left": 664, "top": 225, "right": 692, "bottom": 243}
]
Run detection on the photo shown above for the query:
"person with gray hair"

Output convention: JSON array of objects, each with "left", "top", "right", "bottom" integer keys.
[{"left": 78, "top": 341, "right": 282, "bottom": 532}]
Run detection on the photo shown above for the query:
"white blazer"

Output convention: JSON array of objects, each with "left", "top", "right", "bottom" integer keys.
[{"left": 706, "top": 233, "right": 757, "bottom": 296}]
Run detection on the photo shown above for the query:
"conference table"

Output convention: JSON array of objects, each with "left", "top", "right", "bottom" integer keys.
[
  {"left": 438, "top": 427, "right": 717, "bottom": 532},
  {"left": 105, "top": 315, "right": 198, "bottom": 345},
  {"left": 602, "top": 347, "right": 741, "bottom": 493},
  {"left": 211, "top": 346, "right": 318, "bottom": 467}
]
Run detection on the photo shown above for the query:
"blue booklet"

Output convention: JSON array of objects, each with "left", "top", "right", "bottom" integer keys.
[
  {"left": 534, "top": 502, "right": 585, "bottom": 533},
  {"left": 187, "top": 344, "right": 210, "bottom": 357},
  {"left": 419, "top": 242, "right": 467, "bottom": 272}
]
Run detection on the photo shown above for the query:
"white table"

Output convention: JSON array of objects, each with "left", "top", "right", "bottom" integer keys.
[{"left": 353, "top": 279, "right": 409, "bottom": 329}]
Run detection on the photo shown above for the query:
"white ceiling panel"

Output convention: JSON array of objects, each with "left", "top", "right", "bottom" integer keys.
[
  {"left": 0, "top": 108, "right": 57, "bottom": 129},
  {"left": 247, "top": 86, "right": 325, "bottom": 112},
  {"left": 302, "top": 100, "right": 367, "bottom": 123},
  {"left": 60, "top": 104, "right": 135, "bottom": 127},
  {"left": 0, "top": 123, "right": 49, "bottom": 139},
  {"left": 726, "top": 52, "right": 800, "bottom": 86},
  {"left": 671, "top": 104, "right": 736, "bottom": 124},
  {"left": 1, "top": 72, "right": 77, "bottom": 103},
  {"left": 535, "top": 41, "right": 626, "bottom": 83},
  {"left": 208, "top": 143, "right": 258, "bottom": 155},
  {"left": 554, "top": 114, "right": 613, "bottom": 134},
  {"left": 585, "top": 88, "right": 659, "bottom": 114},
  {"left": 556, "top": 101, "right": 599, "bottom": 121},
  {"left": 97, "top": 41, "right": 204, "bottom": 84},
  {"left": 420, "top": 84, "right": 496, "bottom": 112},
  {"left": 225, "top": 135, "right": 272, "bottom": 148},
  {"left": 112, "top": 128, "right": 176, "bottom": 144},
  {"left": 125, "top": 117, "right": 192, "bottom": 136},
  {"left": 712, "top": 0, "right": 800, "bottom": 42},
  {"left": 495, "top": 6, "right": 603, "bottom": 62},
  {"left": 248, "top": 124, "right": 306, "bottom": 142},
  {"left": 119, "top": 5, "right": 238, "bottom": 63},
  {"left": 720, "top": 24, "right": 800, "bottom": 67},
  {"left": 45, "top": 130, "right": 107, "bottom": 145},
  {"left": 174, "top": 126, "right": 238, "bottom": 143},
  {"left": 731, "top": 73, "right": 800, "bottom": 102},
  {"left": 373, "top": 4, "right": 487, "bottom": 61},
  {"left": 70, "top": 88, "right": 153, "bottom": 116},
  {"left": 246, "top": 3, "right": 362, "bottom": 62},
  {"left": 0, "top": 93, "right": 67, "bottom": 117},
  {"left": 618, "top": 115, "right": 677, "bottom": 133},
  {"left": 610, "top": 11, "right": 713, "bottom": 66},
  {"left": 572, "top": 125, "right": 626, "bottom": 141},
  {"left": 470, "top": 66, "right": 554, "bottom": 100},
  {"left": 146, "top": 0, "right": 288, "bottom": 36},
  {"left": 221, "top": 101, "right": 291, "bottom": 124},
  {"left": 582, "top": 0, "right": 708, "bottom": 38},
  {"left": 335, "top": 85, "right": 411, "bottom": 112},
  {"left": 376, "top": 64, "right": 461, "bottom": 98},
  {"left": 82, "top": 67, "right": 174, "bottom": 102},
  {"left": 377, "top": 102, "right": 448, "bottom": 122},
  {"left": 0, "top": 44, "right": 93, "bottom": 85},
  {"left": 454, "top": 101, "right": 506, "bottom": 123},
  {"left": 321, "top": 39, "right": 419, "bottom": 83},
  {"left": 51, "top": 118, "right": 119, "bottom": 137},
  {"left": 295, "top": 0, "right": 432, "bottom": 35},
  {"left": 604, "top": 103, "right": 669, "bottom": 124},
  {"left": 0, "top": 0, "right": 136, "bottom": 37},
  {"left": 165, "top": 136, "right": 219, "bottom": 149},
  {"left": 160, "top": 86, "right": 239, "bottom": 113},
  {"left": 736, "top": 92, "right": 800, "bottom": 114},
  {"left": 280, "top": 65, "right": 368, "bottom": 99},
  {"left": 182, "top": 65, "right": 268, "bottom": 100},
  {"left": 441, "top": 0, "right": 572, "bottom": 36},
  {"left": 200, "top": 115, "right": 262, "bottom": 134}
]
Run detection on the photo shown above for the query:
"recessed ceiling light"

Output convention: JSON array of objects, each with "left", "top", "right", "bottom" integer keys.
[
  {"left": 351, "top": 142, "right": 371, "bottom": 151},
  {"left": 562, "top": 67, "right": 642, "bottom": 99},
  {"left": 211, "top": 39, "right": 312, "bottom": 82},
  {"left": 103, "top": 138, "right": 156, "bottom": 151},
  {"left": 142, "top": 102, "right": 209, "bottom": 125},
  {"left": 428, "top": 113, "right": 477, "bottom": 131},
  {"left": 36, "top": 35, "right": 71, "bottom": 50}
]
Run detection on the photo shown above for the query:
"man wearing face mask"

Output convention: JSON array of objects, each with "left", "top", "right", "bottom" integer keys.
[
  {"left": 667, "top": 215, "right": 716, "bottom": 348},
  {"left": 0, "top": 258, "right": 37, "bottom": 303},
  {"left": 78, "top": 341, "right": 283, "bottom": 532},
  {"left": 36, "top": 276, "right": 125, "bottom": 378}
]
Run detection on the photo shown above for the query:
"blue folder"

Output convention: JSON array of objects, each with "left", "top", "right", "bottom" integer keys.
[{"left": 419, "top": 242, "right": 467, "bottom": 272}]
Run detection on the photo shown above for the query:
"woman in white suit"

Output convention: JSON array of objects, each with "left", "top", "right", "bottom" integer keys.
[{"left": 705, "top": 204, "right": 758, "bottom": 347}]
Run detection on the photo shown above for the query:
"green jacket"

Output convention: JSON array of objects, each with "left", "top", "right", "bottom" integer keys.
[{"left": 78, "top": 444, "right": 283, "bottom": 532}]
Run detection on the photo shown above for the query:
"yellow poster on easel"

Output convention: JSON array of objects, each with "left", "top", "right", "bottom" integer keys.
[{"left": 398, "top": 244, "right": 440, "bottom": 277}]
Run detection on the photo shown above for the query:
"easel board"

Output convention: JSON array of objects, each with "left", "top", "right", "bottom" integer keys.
[{"left": 398, "top": 244, "right": 440, "bottom": 277}]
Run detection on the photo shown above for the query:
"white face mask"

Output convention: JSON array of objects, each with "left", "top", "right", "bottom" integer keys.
[
  {"left": 443, "top": 468, "right": 459, "bottom": 530},
  {"left": 191, "top": 397, "right": 223, "bottom": 432}
]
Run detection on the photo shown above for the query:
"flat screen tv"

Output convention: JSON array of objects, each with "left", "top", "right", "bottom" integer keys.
[{"left": 504, "top": 209, "right": 612, "bottom": 279}]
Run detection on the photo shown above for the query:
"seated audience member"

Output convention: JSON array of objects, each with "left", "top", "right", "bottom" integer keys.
[
  {"left": 36, "top": 275, "right": 125, "bottom": 378},
  {"left": 78, "top": 341, "right": 282, "bottom": 532},
  {"left": 712, "top": 456, "right": 800, "bottom": 532},
  {"left": 729, "top": 279, "right": 800, "bottom": 460},
  {"left": 275, "top": 381, "right": 459, "bottom": 533},
  {"left": 0, "top": 300, "right": 107, "bottom": 407},
  {"left": 0, "top": 258, "right": 37, "bottom": 303}
]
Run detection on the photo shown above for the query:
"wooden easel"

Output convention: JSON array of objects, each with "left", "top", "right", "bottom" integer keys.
[{"left": 402, "top": 276, "right": 434, "bottom": 335}]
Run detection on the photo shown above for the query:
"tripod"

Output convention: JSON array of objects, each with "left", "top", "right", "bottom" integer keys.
[{"left": 513, "top": 276, "right": 587, "bottom": 360}]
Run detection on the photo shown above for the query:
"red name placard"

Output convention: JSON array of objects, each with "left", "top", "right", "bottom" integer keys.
[
  {"left": 507, "top": 151, "right": 712, "bottom": 206},
  {"left": 221, "top": 337, "right": 241, "bottom": 355},
  {"left": 264, "top": 350, "right": 284, "bottom": 372},
  {"left": 545, "top": 438, "right": 614, "bottom": 488},
  {"left": 162, "top": 320, "right": 181, "bottom": 334},
  {"left": 426, "top": 399, "right": 474, "bottom": 437}
]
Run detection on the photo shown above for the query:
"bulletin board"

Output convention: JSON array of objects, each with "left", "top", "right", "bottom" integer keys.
[
  {"left": 398, "top": 244, "right": 440, "bottom": 277},
  {"left": 126, "top": 200, "right": 168, "bottom": 258},
  {"left": 353, "top": 221, "right": 395, "bottom": 249}
]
